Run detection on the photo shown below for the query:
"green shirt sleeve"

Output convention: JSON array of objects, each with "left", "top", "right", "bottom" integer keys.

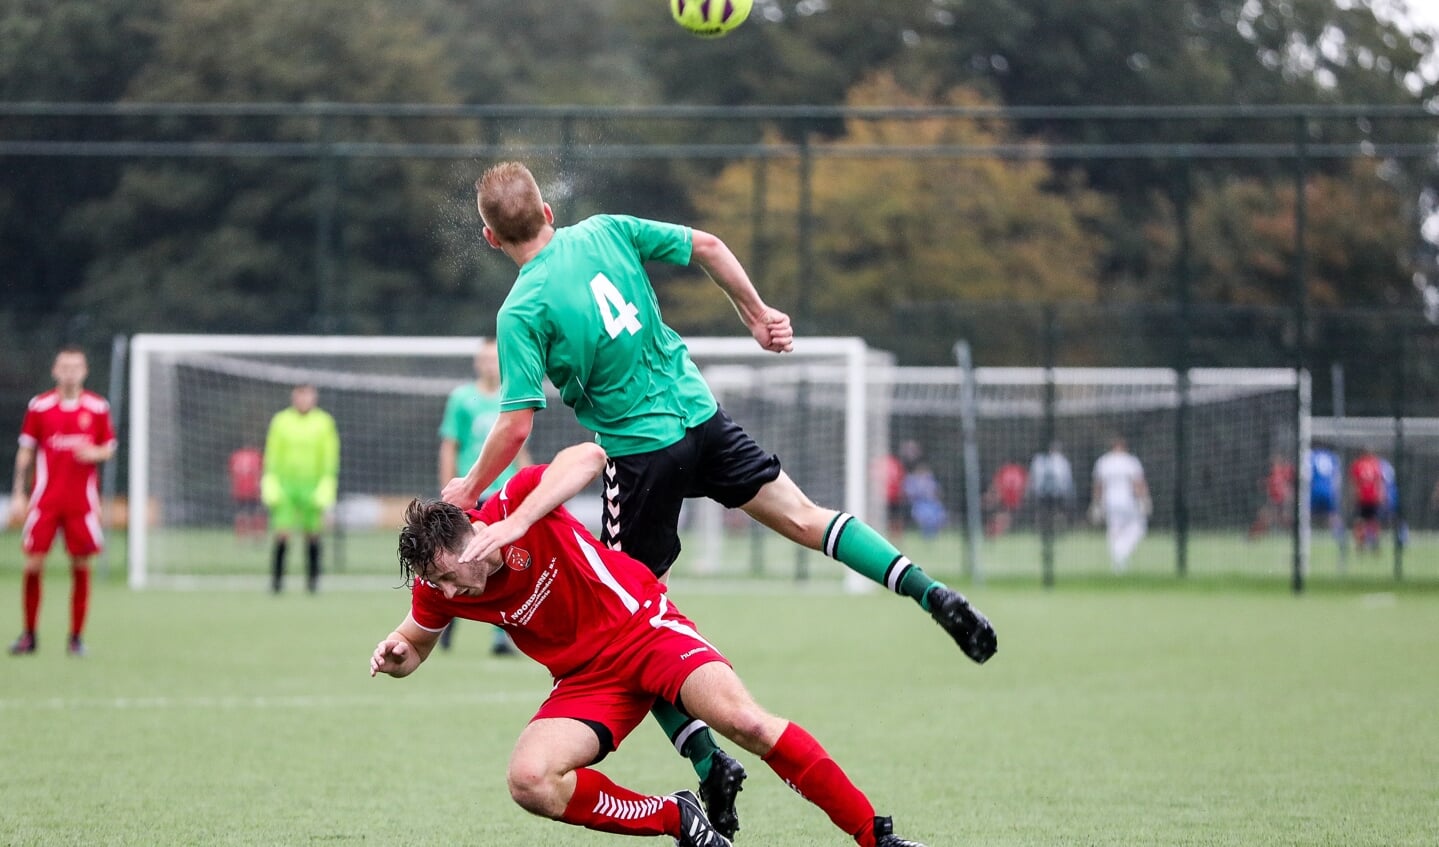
[
  {"left": 438, "top": 387, "right": 465, "bottom": 441},
  {"left": 320, "top": 410, "right": 339, "bottom": 480},
  {"left": 497, "top": 305, "right": 550, "bottom": 413},
  {"left": 263, "top": 411, "right": 285, "bottom": 476},
  {"left": 611, "top": 215, "right": 693, "bottom": 266}
]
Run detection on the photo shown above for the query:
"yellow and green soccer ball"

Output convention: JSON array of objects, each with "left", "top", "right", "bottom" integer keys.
[{"left": 670, "top": 0, "right": 752, "bottom": 38}]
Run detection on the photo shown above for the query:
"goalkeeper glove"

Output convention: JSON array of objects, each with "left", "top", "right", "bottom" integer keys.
[
  {"left": 314, "top": 476, "right": 337, "bottom": 511},
  {"left": 260, "top": 473, "right": 282, "bottom": 508}
]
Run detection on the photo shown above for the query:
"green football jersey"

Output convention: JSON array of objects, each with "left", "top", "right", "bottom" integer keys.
[
  {"left": 496, "top": 214, "right": 717, "bottom": 457},
  {"left": 439, "top": 382, "right": 518, "bottom": 497},
  {"left": 263, "top": 407, "right": 339, "bottom": 489}
]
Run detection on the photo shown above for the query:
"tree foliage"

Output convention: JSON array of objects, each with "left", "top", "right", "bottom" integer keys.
[
  {"left": 667, "top": 74, "right": 1110, "bottom": 336},
  {"left": 63, "top": 0, "right": 486, "bottom": 334},
  {"left": 1144, "top": 160, "right": 1421, "bottom": 307},
  {"left": 1, "top": 0, "right": 1436, "bottom": 344}
]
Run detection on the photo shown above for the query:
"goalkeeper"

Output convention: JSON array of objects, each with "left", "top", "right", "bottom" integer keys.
[{"left": 262, "top": 383, "right": 339, "bottom": 594}]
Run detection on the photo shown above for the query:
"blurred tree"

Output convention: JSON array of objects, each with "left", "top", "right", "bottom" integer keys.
[
  {"left": 62, "top": 0, "right": 495, "bottom": 334},
  {"left": 620, "top": 1, "right": 1438, "bottom": 309},
  {"left": 1144, "top": 160, "right": 1420, "bottom": 307},
  {"left": 666, "top": 74, "right": 1111, "bottom": 338},
  {"left": 0, "top": 0, "right": 168, "bottom": 319},
  {"left": 412, "top": 0, "right": 656, "bottom": 106}
]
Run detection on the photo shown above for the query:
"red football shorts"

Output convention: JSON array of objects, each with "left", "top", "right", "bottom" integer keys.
[
  {"left": 532, "top": 593, "right": 730, "bottom": 752},
  {"left": 21, "top": 504, "right": 103, "bottom": 556}
]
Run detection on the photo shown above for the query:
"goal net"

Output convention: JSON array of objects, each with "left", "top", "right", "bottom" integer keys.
[
  {"left": 126, "top": 334, "right": 886, "bottom": 589},
  {"left": 887, "top": 364, "right": 1307, "bottom": 581},
  {"left": 1309, "top": 415, "right": 1439, "bottom": 579}
]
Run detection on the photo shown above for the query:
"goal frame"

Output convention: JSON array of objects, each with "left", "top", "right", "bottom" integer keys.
[{"left": 126, "top": 333, "right": 876, "bottom": 589}]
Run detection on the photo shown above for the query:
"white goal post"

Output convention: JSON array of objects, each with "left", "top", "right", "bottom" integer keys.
[{"left": 126, "top": 334, "right": 884, "bottom": 589}]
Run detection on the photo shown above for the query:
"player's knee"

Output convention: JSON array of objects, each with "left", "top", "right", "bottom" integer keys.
[
  {"left": 711, "top": 703, "right": 782, "bottom": 754},
  {"left": 506, "top": 760, "right": 564, "bottom": 817}
]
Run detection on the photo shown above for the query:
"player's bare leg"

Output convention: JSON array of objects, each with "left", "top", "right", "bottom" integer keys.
[
  {"left": 741, "top": 472, "right": 996, "bottom": 664},
  {"left": 679, "top": 662, "right": 927, "bottom": 847}
]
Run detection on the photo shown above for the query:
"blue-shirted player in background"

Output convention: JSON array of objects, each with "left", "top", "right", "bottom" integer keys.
[
  {"left": 1310, "top": 445, "right": 1348, "bottom": 567},
  {"left": 1378, "top": 457, "right": 1407, "bottom": 549}
]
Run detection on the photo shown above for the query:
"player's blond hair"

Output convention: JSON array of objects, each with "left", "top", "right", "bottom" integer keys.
[{"left": 476, "top": 162, "right": 547, "bottom": 244}]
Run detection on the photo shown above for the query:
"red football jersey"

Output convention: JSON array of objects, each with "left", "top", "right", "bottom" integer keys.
[
  {"left": 993, "top": 463, "right": 1028, "bottom": 510},
  {"left": 411, "top": 464, "right": 667, "bottom": 678},
  {"left": 18, "top": 389, "right": 115, "bottom": 512},
  {"left": 1265, "top": 461, "right": 1295, "bottom": 504},
  {"left": 1349, "top": 454, "right": 1385, "bottom": 505},
  {"left": 229, "top": 447, "right": 263, "bottom": 500}
]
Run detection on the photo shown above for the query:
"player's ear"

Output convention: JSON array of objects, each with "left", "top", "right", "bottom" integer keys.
[
  {"left": 482, "top": 226, "right": 502, "bottom": 250},
  {"left": 542, "top": 203, "right": 554, "bottom": 225}
]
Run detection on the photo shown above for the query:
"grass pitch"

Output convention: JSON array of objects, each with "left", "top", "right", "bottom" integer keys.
[{"left": 1, "top": 541, "right": 1437, "bottom": 845}]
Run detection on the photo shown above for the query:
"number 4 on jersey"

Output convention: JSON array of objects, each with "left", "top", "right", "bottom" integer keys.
[{"left": 591, "top": 273, "right": 642, "bottom": 339}]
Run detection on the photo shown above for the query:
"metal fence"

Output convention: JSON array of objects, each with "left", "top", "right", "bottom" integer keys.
[{"left": 3, "top": 102, "right": 1437, "bottom": 585}]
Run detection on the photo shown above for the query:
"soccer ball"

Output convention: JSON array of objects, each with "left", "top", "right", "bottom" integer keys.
[{"left": 670, "top": 0, "right": 752, "bottom": 38}]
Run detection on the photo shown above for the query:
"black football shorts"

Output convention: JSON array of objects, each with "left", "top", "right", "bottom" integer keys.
[{"left": 600, "top": 407, "right": 781, "bottom": 578}]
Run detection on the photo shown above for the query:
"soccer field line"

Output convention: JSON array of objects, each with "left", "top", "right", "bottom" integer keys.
[{"left": 0, "top": 689, "right": 539, "bottom": 712}]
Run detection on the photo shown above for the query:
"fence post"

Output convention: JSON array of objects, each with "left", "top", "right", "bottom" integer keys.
[
  {"left": 1040, "top": 308, "right": 1058, "bottom": 587},
  {"left": 100, "top": 334, "right": 127, "bottom": 581},
  {"left": 1173, "top": 163, "right": 1193, "bottom": 578},
  {"left": 1290, "top": 117, "right": 1311, "bottom": 595},
  {"left": 954, "top": 341, "right": 983, "bottom": 584}
]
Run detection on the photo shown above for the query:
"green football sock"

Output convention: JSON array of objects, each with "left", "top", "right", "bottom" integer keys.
[
  {"left": 822, "top": 512, "right": 945, "bottom": 611},
  {"left": 650, "top": 700, "right": 719, "bottom": 781}
]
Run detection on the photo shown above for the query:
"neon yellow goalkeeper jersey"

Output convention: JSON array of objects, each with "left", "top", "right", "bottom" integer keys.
[
  {"left": 263, "top": 407, "right": 339, "bottom": 489},
  {"left": 495, "top": 214, "right": 717, "bottom": 457}
]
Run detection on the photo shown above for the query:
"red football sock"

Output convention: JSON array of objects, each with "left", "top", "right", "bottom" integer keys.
[
  {"left": 22, "top": 571, "right": 41, "bottom": 633},
  {"left": 762, "top": 721, "right": 877, "bottom": 846},
  {"left": 70, "top": 567, "right": 90, "bottom": 638},
  {"left": 558, "top": 768, "right": 680, "bottom": 837}
]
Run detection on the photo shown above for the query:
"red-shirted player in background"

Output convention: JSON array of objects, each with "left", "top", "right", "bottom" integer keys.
[
  {"left": 9, "top": 347, "right": 116, "bottom": 656},
  {"left": 982, "top": 461, "right": 1028, "bottom": 538},
  {"left": 1248, "top": 454, "right": 1295, "bottom": 540},
  {"left": 370, "top": 444, "right": 930, "bottom": 847},
  {"left": 228, "top": 444, "right": 265, "bottom": 540},
  {"left": 1348, "top": 447, "right": 1387, "bottom": 554}
]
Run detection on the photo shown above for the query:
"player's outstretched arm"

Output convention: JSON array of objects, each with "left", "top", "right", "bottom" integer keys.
[
  {"left": 370, "top": 615, "right": 440, "bottom": 678},
  {"left": 690, "top": 228, "right": 794, "bottom": 353},
  {"left": 460, "top": 443, "right": 608, "bottom": 565},
  {"left": 10, "top": 444, "right": 33, "bottom": 525},
  {"left": 443, "top": 408, "right": 535, "bottom": 507}
]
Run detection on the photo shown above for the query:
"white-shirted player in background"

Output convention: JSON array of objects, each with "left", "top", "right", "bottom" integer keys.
[{"left": 1089, "top": 435, "right": 1150, "bottom": 573}]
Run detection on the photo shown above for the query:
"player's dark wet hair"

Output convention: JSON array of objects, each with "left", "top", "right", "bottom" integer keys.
[{"left": 397, "top": 498, "right": 471, "bottom": 587}]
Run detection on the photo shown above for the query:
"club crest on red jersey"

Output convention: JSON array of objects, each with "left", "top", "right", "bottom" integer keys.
[
  {"left": 79, "top": 412, "right": 92, "bottom": 429},
  {"left": 504, "top": 546, "right": 532, "bottom": 571}
]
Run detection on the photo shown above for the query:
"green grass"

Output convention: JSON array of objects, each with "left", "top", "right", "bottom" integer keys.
[{"left": 1, "top": 560, "right": 1437, "bottom": 846}]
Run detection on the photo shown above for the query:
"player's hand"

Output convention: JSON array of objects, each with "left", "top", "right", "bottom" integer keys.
[
  {"left": 73, "top": 443, "right": 108, "bottom": 464},
  {"left": 1087, "top": 501, "right": 1103, "bottom": 525},
  {"left": 370, "top": 639, "right": 414, "bottom": 678},
  {"left": 7, "top": 494, "right": 27, "bottom": 527},
  {"left": 749, "top": 308, "right": 794, "bottom": 354},
  {"left": 441, "top": 477, "right": 477, "bottom": 508},
  {"left": 261, "top": 473, "right": 282, "bottom": 509},
  {"left": 460, "top": 516, "right": 526, "bottom": 566}
]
